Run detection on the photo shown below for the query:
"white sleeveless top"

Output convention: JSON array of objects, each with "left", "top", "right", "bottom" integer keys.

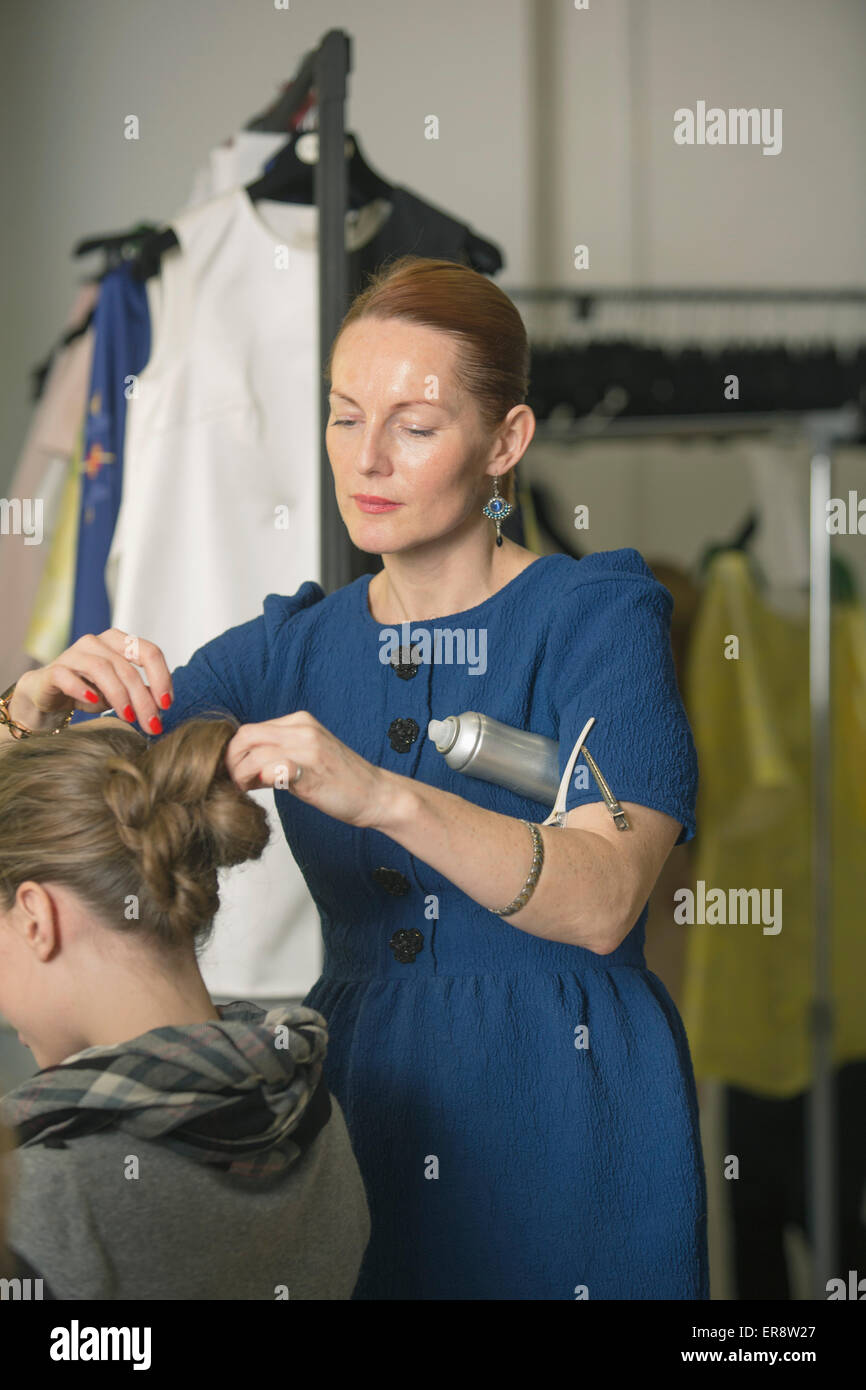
[
  {"left": 182, "top": 130, "right": 288, "bottom": 209},
  {"left": 106, "top": 189, "right": 387, "bottom": 999}
]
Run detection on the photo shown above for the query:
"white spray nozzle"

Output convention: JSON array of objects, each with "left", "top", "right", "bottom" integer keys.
[{"left": 427, "top": 717, "right": 456, "bottom": 752}]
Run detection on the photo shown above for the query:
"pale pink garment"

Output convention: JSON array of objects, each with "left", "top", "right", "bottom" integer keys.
[{"left": 0, "top": 283, "right": 99, "bottom": 686}]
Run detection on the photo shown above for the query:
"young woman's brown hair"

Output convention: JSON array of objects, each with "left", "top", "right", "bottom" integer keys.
[
  {"left": 0, "top": 716, "right": 370, "bottom": 1300},
  {"left": 326, "top": 256, "right": 530, "bottom": 506},
  {"left": 0, "top": 716, "right": 269, "bottom": 951}
]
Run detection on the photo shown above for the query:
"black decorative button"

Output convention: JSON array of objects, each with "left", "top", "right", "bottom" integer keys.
[
  {"left": 389, "top": 928, "right": 424, "bottom": 963},
  {"left": 388, "top": 716, "right": 420, "bottom": 753},
  {"left": 390, "top": 645, "right": 421, "bottom": 680},
  {"left": 372, "top": 867, "right": 410, "bottom": 896}
]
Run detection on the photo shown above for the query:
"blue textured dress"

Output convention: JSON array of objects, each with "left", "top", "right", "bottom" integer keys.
[{"left": 154, "top": 547, "right": 709, "bottom": 1300}]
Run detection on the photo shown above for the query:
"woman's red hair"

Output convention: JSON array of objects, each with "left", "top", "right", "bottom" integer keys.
[{"left": 327, "top": 256, "right": 530, "bottom": 505}]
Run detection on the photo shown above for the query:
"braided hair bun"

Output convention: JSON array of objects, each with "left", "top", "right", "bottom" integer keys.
[{"left": 100, "top": 718, "right": 271, "bottom": 945}]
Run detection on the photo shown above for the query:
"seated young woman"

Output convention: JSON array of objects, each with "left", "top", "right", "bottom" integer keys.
[{"left": 0, "top": 714, "right": 370, "bottom": 1300}]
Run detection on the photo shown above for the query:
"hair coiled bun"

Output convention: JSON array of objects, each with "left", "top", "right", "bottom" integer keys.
[
  {"left": 0, "top": 716, "right": 270, "bottom": 952},
  {"left": 100, "top": 718, "right": 271, "bottom": 945}
]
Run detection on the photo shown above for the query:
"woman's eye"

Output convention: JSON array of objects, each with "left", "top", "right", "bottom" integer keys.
[{"left": 330, "top": 420, "right": 433, "bottom": 437}]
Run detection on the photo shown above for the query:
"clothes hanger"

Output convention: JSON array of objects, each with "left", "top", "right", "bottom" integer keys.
[
  {"left": 29, "top": 225, "right": 157, "bottom": 399},
  {"left": 340, "top": 131, "right": 394, "bottom": 205},
  {"left": 244, "top": 52, "right": 318, "bottom": 134},
  {"left": 131, "top": 131, "right": 394, "bottom": 281},
  {"left": 464, "top": 229, "right": 504, "bottom": 275},
  {"left": 697, "top": 510, "right": 771, "bottom": 593},
  {"left": 73, "top": 223, "right": 159, "bottom": 261},
  {"left": 242, "top": 127, "right": 322, "bottom": 205},
  {"left": 129, "top": 61, "right": 321, "bottom": 282},
  {"left": 700, "top": 510, "right": 760, "bottom": 568},
  {"left": 244, "top": 129, "right": 393, "bottom": 208}
]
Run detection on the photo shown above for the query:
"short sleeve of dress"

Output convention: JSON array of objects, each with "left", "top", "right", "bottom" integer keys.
[
  {"left": 144, "top": 581, "right": 325, "bottom": 739},
  {"left": 553, "top": 549, "right": 698, "bottom": 846}
]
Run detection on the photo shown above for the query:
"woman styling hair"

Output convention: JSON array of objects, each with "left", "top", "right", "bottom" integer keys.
[{"left": 0, "top": 255, "right": 706, "bottom": 1299}]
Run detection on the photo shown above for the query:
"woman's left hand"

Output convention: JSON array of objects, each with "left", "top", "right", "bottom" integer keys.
[{"left": 224, "top": 711, "right": 392, "bottom": 830}]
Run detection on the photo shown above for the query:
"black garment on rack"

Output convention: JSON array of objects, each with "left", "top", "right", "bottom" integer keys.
[
  {"left": 242, "top": 128, "right": 503, "bottom": 275},
  {"left": 350, "top": 185, "right": 502, "bottom": 282},
  {"left": 528, "top": 340, "right": 866, "bottom": 420},
  {"left": 131, "top": 180, "right": 502, "bottom": 284}
]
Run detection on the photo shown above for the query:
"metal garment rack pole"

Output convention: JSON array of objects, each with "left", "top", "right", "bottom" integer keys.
[
  {"left": 803, "top": 403, "right": 859, "bottom": 1297},
  {"left": 314, "top": 29, "right": 352, "bottom": 595},
  {"left": 808, "top": 438, "right": 835, "bottom": 1300},
  {"left": 508, "top": 286, "right": 866, "bottom": 304},
  {"left": 531, "top": 402, "right": 862, "bottom": 1295},
  {"left": 532, "top": 411, "right": 857, "bottom": 441}
]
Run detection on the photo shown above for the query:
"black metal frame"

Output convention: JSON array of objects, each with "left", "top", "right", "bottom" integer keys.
[
  {"left": 509, "top": 285, "right": 866, "bottom": 315},
  {"left": 316, "top": 32, "right": 352, "bottom": 594},
  {"left": 300, "top": 30, "right": 354, "bottom": 595},
  {"left": 274, "top": 30, "right": 354, "bottom": 594}
]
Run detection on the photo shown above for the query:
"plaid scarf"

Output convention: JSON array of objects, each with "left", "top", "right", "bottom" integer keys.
[{"left": 0, "top": 1002, "right": 332, "bottom": 1182}]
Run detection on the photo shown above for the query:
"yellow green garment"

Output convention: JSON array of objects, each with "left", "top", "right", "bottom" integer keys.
[
  {"left": 681, "top": 550, "right": 866, "bottom": 1097},
  {"left": 24, "top": 424, "right": 84, "bottom": 666}
]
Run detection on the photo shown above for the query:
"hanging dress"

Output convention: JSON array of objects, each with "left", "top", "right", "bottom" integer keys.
[{"left": 682, "top": 549, "right": 866, "bottom": 1095}]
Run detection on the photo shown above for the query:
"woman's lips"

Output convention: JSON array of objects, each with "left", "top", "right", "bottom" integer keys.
[{"left": 353, "top": 495, "right": 403, "bottom": 513}]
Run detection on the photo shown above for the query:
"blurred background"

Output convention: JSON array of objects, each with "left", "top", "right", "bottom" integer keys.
[{"left": 1, "top": 0, "right": 864, "bottom": 1301}]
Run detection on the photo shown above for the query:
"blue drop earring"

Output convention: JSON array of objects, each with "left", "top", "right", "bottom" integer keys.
[{"left": 482, "top": 474, "right": 512, "bottom": 547}]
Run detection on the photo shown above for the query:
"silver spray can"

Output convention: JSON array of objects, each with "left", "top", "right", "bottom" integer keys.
[
  {"left": 427, "top": 710, "right": 631, "bottom": 830},
  {"left": 426, "top": 711, "right": 560, "bottom": 805}
]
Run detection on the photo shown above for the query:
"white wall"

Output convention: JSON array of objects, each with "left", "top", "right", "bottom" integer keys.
[
  {"left": 2, "top": 0, "right": 864, "bottom": 484},
  {"left": 0, "top": 0, "right": 532, "bottom": 486},
  {"left": 546, "top": 0, "right": 866, "bottom": 287}
]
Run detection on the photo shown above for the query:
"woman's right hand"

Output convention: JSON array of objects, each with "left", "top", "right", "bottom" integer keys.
[{"left": 9, "top": 630, "right": 174, "bottom": 735}]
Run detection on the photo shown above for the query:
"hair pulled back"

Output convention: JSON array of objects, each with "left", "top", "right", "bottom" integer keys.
[
  {"left": 0, "top": 718, "right": 270, "bottom": 951},
  {"left": 327, "top": 255, "right": 531, "bottom": 506}
]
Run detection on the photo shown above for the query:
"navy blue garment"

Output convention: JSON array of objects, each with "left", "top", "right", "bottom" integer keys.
[
  {"left": 151, "top": 548, "right": 709, "bottom": 1299},
  {"left": 69, "top": 263, "right": 150, "bottom": 645}
]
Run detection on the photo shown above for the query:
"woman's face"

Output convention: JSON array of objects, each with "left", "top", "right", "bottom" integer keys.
[{"left": 327, "top": 318, "right": 498, "bottom": 555}]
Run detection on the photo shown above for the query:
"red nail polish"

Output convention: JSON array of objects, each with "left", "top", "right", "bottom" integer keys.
[
  {"left": 160, "top": 692, "right": 172, "bottom": 709},
  {"left": 149, "top": 716, "right": 163, "bottom": 734},
  {"left": 84, "top": 690, "right": 99, "bottom": 703},
  {"left": 123, "top": 705, "right": 135, "bottom": 722}
]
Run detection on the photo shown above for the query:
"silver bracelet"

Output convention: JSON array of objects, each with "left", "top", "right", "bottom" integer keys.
[{"left": 488, "top": 820, "right": 545, "bottom": 917}]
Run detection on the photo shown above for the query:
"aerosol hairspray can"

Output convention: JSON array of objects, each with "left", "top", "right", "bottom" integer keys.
[
  {"left": 427, "top": 711, "right": 631, "bottom": 830},
  {"left": 426, "top": 711, "right": 560, "bottom": 805}
]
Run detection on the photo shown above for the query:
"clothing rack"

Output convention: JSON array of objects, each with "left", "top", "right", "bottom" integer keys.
[
  {"left": 258, "top": 29, "right": 354, "bottom": 593},
  {"left": 508, "top": 285, "right": 866, "bottom": 305},
  {"left": 531, "top": 408, "right": 866, "bottom": 441},
  {"left": 50, "top": 31, "right": 354, "bottom": 593},
  {"left": 294, "top": 29, "right": 354, "bottom": 596},
  {"left": 511, "top": 288, "right": 866, "bottom": 439},
  {"left": 527, "top": 387, "right": 862, "bottom": 1300},
  {"left": 508, "top": 286, "right": 866, "bottom": 333},
  {"left": 511, "top": 286, "right": 866, "bottom": 377}
]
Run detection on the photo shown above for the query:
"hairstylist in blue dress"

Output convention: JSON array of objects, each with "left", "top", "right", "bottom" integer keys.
[{"left": 1, "top": 256, "right": 708, "bottom": 1300}]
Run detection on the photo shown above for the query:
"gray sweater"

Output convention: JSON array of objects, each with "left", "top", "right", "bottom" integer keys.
[{"left": 2, "top": 1092, "right": 370, "bottom": 1299}]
